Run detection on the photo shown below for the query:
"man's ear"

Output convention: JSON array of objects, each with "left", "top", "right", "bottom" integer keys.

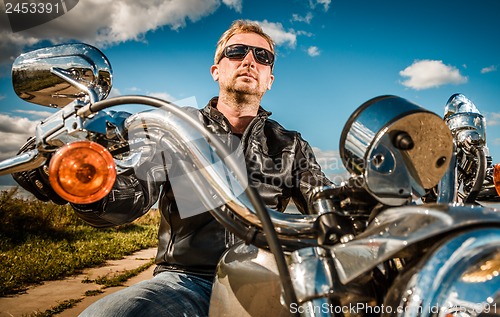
[
  {"left": 210, "top": 65, "right": 219, "bottom": 81},
  {"left": 267, "top": 74, "right": 275, "bottom": 90}
]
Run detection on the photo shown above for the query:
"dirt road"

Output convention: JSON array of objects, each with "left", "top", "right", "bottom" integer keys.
[{"left": 0, "top": 247, "right": 157, "bottom": 317}]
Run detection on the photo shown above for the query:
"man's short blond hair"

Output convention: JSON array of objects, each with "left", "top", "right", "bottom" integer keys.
[{"left": 214, "top": 20, "right": 275, "bottom": 66}]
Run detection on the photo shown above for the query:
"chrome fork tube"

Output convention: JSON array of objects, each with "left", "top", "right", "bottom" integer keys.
[
  {"left": 289, "top": 247, "right": 336, "bottom": 317},
  {"left": 437, "top": 146, "right": 458, "bottom": 203}
]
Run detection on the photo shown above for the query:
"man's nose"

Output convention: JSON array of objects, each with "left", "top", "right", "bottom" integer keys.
[{"left": 242, "top": 50, "right": 257, "bottom": 68}]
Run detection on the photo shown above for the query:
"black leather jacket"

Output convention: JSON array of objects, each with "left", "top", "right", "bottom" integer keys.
[{"left": 73, "top": 97, "right": 332, "bottom": 278}]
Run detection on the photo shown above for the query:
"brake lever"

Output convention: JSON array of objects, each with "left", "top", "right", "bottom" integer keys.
[
  {"left": 0, "top": 100, "right": 89, "bottom": 176},
  {"left": 0, "top": 148, "right": 46, "bottom": 174},
  {"left": 35, "top": 100, "right": 88, "bottom": 148}
]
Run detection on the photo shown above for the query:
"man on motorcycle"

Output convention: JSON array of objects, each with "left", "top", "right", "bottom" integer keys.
[{"left": 13, "top": 20, "right": 332, "bottom": 316}]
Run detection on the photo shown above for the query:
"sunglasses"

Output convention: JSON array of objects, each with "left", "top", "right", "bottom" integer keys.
[{"left": 220, "top": 44, "right": 275, "bottom": 66}]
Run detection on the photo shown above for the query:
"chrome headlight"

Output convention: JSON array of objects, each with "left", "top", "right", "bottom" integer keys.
[
  {"left": 339, "top": 95, "right": 453, "bottom": 206},
  {"left": 383, "top": 228, "right": 500, "bottom": 317}
]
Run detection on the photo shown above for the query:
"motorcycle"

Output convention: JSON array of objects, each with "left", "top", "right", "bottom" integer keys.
[{"left": 1, "top": 43, "right": 499, "bottom": 317}]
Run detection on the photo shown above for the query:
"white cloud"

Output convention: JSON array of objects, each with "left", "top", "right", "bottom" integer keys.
[
  {"left": 296, "top": 30, "right": 314, "bottom": 37},
  {"left": 14, "top": 109, "right": 55, "bottom": 119},
  {"left": 147, "top": 93, "right": 199, "bottom": 108},
  {"left": 311, "top": 146, "right": 349, "bottom": 184},
  {"left": 0, "top": 114, "right": 38, "bottom": 134},
  {"left": 0, "top": 30, "right": 40, "bottom": 72},
  {"left": 222, "top": 0, "right": 242, "bottom": 13},
  {"left": 1, "top": 2, "right": 320, "bottom": 75},
  {"left": 254, "top": 20, "right": 297, "bottom": 48},
  {"left": 0, "top": 0, "right": 221, "bottom": 71},
  {"left": 0, "top": 114, "right": 38, "bottom": 161},
  {"left": 173, "top": 96, "right": 199, "bottom": 108},
  {"left": 312, "top": 147, "right": 341, "bottom": 169},
  {"left": 292, "top": 12, "right": 314, "bottom": 24},
  {"left": 108, "top": 87, "right": 122, "bottom": 98},
  {"left": 307, "top": 46, "right": 320, "bottom": 57},
  {"left": 0, "top": 94, "right": 5, "bottom": 101},
  {"left": 481, "top": 65, "right": 498, "bottom": 74},
  {"left": 309, "top": 0, "right": 331, "bottom": 11},
  {"left": 148, "top": 91, "right": 177, "bottom": 102},
  {"left": 486, "top": 112, "right": 500, "bottom": 126},
  {"left": 399, "top": 60, "right": 468, "bottom": 90}
]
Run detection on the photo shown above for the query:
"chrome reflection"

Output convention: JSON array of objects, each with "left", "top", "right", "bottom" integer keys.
[
  {"left": 444, "top": 93, "right": 486, "bottom": 147},
  {"left": 383, "top": 228, "right": 500, "bottom": 317},
  {"left": 12, "top": 43, "right": 112, "bottom": 108},
  {"left": 330, "top": 204, "right": 500, "bottom": 284},
  {"left": 124, "top": 109, "right": 319, "bottom": 240},
  {"left": 461, "top": 251, "right": 500, "bottom": 283}
]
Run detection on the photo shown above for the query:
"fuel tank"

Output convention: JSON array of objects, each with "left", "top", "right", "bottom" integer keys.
[{"left": 208, "top": 242, "right": 292, "bottom": 316}]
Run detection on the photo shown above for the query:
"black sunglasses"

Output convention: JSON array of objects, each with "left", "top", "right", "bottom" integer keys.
[{"left": 220, "top": 44, "right": 275, "bottom": 66}]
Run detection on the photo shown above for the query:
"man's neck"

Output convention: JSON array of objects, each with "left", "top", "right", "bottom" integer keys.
[{"left": 216, "top": 94, "right": 260, "bottom": 134}]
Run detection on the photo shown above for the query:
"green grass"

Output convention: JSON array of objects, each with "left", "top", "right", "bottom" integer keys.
[
  {"left": 84, "top": 289, "right": 104, "bottom": 296},
  {"left": 30, "top": 299, "right": 84, "bottom": 317},
  {"left": 28, "top": 261, "right": 156, "bottom": 317},
  {"left": 88, "top": 259, "right": 155, "bottom": 288},
  {"left": 0, "top": 188, "right": 160, "bottom": 297}
]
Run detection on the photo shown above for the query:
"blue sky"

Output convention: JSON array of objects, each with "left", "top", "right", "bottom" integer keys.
[{"left": 0, "top": 0, "right": 500, "bottom": 186}]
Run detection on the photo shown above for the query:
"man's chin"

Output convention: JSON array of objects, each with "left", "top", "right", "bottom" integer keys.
[
  {"left": 224, "top": 82, "right": 265, "bottom": 98},
  {"left": 232, "top": 86, "right": 256, "bottom": 95},
  {"left": 226, "top": 88, "right": 264, "bottom": 102}
]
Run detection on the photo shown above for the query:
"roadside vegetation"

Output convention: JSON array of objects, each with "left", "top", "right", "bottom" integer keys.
[
  {"left": 0, "top": 188, "right": 159, "bottom": 296},
  {"left": 29, "top": 260, "right": 155, "bottom": 317}
]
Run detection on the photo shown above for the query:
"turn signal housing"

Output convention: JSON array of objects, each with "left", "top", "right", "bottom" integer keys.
[
  {"left": 49, "top": 141, "right": 116, "bottom": 204},
  {"left": 494, "top": 163, "right": 500, "bottom": 197}
]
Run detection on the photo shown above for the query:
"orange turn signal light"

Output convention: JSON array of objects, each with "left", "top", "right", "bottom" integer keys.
[
  {"left": 49, "top": 141, "right": 116, "bottom": 204},
  {"left": 494, "top": 163, "right": 500, "bottom": 197}
]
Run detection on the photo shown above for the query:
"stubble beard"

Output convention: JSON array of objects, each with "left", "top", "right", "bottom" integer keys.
[{"left": 223, "top": 79, "right": 264, "bottom": 108}]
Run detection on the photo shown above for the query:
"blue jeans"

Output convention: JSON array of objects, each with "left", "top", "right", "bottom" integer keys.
[{"left": 79, "top": 271, "right": 213, "bottom": 317}]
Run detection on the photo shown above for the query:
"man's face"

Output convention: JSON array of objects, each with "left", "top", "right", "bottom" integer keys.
[{"left": 211, "top": 32, "right": 275, "bottom": 99}]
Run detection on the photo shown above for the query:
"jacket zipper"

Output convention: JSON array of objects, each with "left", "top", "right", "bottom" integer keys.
[
  {"left": 222, "top": 114, "right": 262, "bottom": 248},
  {"left": 164, "top": 199, "right": 176, "bottom": 261},
  {"left": 240, "top": 114, "right": 264, "bottom": 154}
]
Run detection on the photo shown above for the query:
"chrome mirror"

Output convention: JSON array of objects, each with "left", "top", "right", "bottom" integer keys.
[{"left": 12, "top": 43, "right": 112, "bottom": 108}]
